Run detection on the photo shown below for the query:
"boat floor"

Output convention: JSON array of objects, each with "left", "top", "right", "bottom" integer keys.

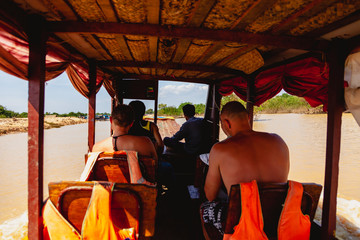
[{"left": 154, "top": 174, "right": 205, "bottom": 240}]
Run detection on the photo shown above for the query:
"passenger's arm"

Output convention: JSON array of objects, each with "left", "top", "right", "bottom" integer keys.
[
  {"left": 151, "top": 123, "right": 164, "bottom": 154},
  {"left": 204, "top": 144, "right": 222, "bottom": 201},
  {"left": 170, "top": 124, "right": 187, "bottom": 141}
]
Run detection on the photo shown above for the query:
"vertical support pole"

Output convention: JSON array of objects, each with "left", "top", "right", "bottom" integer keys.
[
  {"left": 211, "top": 84, "right": 221, "bottom": 143},
  {"left": 321, "top": 40, "right": 346, "bottom": 240},
  {"left": 204, "top": 84, "right": 212, "bottom": 120},
  {"left": 88, "top": 60, "right": 96, "bottom": 152},
  {"left": 154, "top": 80, "right": 159, "bottom": 124},
  {"left": 111, "top": 97, "right": 115, "bottom": 136},
  {"left": 27, "top": 15, "right": 47, "bottom": 240},
  {"left": 246, "top": 78, "right": 254, "bottom": 129}
]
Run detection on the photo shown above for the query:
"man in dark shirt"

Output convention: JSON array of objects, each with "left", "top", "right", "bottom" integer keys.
[{"left": 164, "top": 104, "right": 208, "bottom": 155}]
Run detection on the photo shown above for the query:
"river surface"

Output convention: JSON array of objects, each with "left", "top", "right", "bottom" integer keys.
[{"left": 0, "top": 114, "right": 359, "bottom": 239}]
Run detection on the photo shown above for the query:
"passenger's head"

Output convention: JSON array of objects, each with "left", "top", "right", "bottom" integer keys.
[
  {"left": 129, "top": 100, "right": 146, "bottom": 121},
  {"left": 111, "top": 104, "right": 134, "bottom": 127},
  {"left": 220, "top": 101, "right": 250, "bottom": 136},
  {"left": 182, "top": 104, "right": 195, "bottom": 119}
]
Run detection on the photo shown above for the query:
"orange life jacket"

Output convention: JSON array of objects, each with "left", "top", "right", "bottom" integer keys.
[
  {"left": 80, "top": 150, "right": 152, "bottom": 185},
  {"left": 223, "top": 180, "right": 310, "bottom": 240},
  {"left": 43, "top": 182, "right": 136, "bottom": 240}
]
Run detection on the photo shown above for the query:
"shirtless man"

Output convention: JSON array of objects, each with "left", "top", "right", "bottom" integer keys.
[
  {"left": 205, "top": 101, "right": 289, "bottom": 200},
  {"left": 202, "top": 101, "right": 289, "bottom": 233},
  {"left": 92, "top": 104, "right": 157, "bottom": 161}
]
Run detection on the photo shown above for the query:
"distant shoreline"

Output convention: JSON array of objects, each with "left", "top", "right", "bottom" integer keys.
[{"left": 0, "top": 116, "right": 87, "bottom": 136}]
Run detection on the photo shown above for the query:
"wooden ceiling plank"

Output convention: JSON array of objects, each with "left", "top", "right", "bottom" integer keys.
[
  {"left": 195, "top": 0, "right": 273, "bottom": 71},
  {"left": 196, "top": 42, "right": 224, "bottom": 64},
  {"left": 187, "top": 0, "right": 216, "bottom": 27},
  {"left": 230, "top": 0, "right": 277, "bottom": 30},
  {"left": 47, "top": 21, "right": 330, "bottom": 51},
  {"left": 306, "top": 9, "right": 360, "bottom": 38},
  {"left": 96, "top": 0, "right": 118, "bottom": 22},
  {"left": 172, "top": 39, "right": 192, "bottom": 63},
  {"left": 114, "top": 36, "right": 140, "bottom": 74},
  {"left": 216, "top": 45, "right": 257, "bottom": 66},
  {"left": 271, "top": 0, "right": 336, "bottom": 34},
  {"left": 55, "top": 33, "right": 102, "bottom": 59},
  {"left": 146, "top": 0, "right": 160, "bottom": 75},
  {"left": 172, "top": 0, "right": 216, "bottom": 63},
  {"left": 50, "top": 0, "right": 79, "bottom": 20},
  {"left": 97, "top": 60, "right": 243, "bottom": 75},
  {"left": 84, "top": 34, "right": 114, "bottom": 60}
]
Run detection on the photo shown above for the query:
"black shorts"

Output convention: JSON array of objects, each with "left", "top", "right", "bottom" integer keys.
[{"left": 201, "top": 200, "right": 227, "bottom": 234}]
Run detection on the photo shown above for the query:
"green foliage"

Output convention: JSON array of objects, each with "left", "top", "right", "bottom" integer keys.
[
  {"left": 0, "top": 105, "right": 21, "bottom": 118},
  {"left": 221, "top": 93, "right": 246, "bottom": 107},
  {"left": 145, "top": 108, "right": 154, "bottom": 114},
  {"left": 157, "top": 102, "right": 206, "bottom": 116},
  {"left": 194, "top": 103, "right": 205, "bottom": 115},
  {"left": 220, "top": 93, "right": 323, "bottom": 114},
  {"left": 158, "top": 105, "right": 181, "bottom": 116}
]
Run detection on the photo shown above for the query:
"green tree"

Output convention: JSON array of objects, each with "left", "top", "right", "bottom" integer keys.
[
  {"left": 194, "top": 103, "right": 205, "bottom": 115},
  {"left": 146, "top": 108, "right": 154, "bottom": 114}
]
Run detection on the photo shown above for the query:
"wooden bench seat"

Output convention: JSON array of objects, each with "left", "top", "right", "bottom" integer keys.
[
  {"left": 200, "top": 182, "right": 322, "bottom": 240},
  {"left": 48, "top": 181, "right": 157, "bottom": 240}
]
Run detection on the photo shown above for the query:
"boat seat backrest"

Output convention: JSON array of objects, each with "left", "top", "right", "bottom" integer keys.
[
  {"left": 87, "top": 151, "right": 157, "bottom": 183},
  {"left": 48, "top": 181, "right": 158, "bottom": 238},
  {"left": 56, "top": 186, "right": 140, "bottom": 234},
  {"left": 224, "top": 182, "right": 322, "bottom": 239}
]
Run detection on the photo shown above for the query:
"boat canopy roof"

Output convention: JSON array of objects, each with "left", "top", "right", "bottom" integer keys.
[{"left": 0, "top": 0, "right": 360, "bottom": 108}]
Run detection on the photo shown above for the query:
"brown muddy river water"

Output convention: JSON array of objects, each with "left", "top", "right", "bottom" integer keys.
[{"left": 0, "top": 114, "right": 359, "bottom": 239}]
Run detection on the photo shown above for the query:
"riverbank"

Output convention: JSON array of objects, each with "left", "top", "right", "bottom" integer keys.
[{"left": 0, "top": 116, "right": 87, "bottom": 136}]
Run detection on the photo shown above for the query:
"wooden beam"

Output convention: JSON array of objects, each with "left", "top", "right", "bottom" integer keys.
[
  {"left": 97, "top": 60, "right": 245, "bottom": 75},
  {"left": 47, "top": 21, "right": 330, "bottom": 51},
  {"left": 27, "top": 15, "right": 47, "bottom": 240},
  {"left": 270, "top": 0, "right": 336, "bottom": 34},
  {"left": 123, "top": 74, "right": 211, "bottom": 84},
  {"left": 321, "top": 39, "right": 346, "bottom": 240},
  {"left": 88, "top": 61, "right": 96, "bottom": 152}
]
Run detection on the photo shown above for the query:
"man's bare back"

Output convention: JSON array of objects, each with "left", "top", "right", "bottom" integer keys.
[{"left": 204, "top": 101, "right": 289, "bottom": 201}]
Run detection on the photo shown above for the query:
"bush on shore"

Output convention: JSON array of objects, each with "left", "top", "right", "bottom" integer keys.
[{"left": 221, "top": 93, "right": 324, "bottom": 114}]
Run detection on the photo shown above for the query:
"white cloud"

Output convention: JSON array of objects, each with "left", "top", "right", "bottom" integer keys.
[
  {"left": 160, "top": 83, "right": 207, "bottom": 97},
  {"left": 158, "top": 82, "right": 208, "bottom": 107}
]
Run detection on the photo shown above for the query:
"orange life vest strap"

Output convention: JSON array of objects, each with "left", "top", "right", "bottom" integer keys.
[
  {"left": 278, "top": 181, "right": 311, "bottom": 240},
  {"left": 223, "top": 180, "right": 268, "bottom": 240}
]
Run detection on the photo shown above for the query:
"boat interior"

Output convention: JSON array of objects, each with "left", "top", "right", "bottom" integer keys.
[{"left": 0, "top": 0, "right": 359, "bottom": 239}]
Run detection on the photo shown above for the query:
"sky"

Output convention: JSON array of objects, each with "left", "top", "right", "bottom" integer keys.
[{"left": 0, "top": 71, "right": 209, "bottom": 114}]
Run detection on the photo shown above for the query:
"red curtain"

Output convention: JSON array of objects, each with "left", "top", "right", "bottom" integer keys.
[
  {"left": 0, "top": 19, "right": 108, "bottom": 99},
  {"left": 220, "top": 57, "right": 329, "bottom": 111}
]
